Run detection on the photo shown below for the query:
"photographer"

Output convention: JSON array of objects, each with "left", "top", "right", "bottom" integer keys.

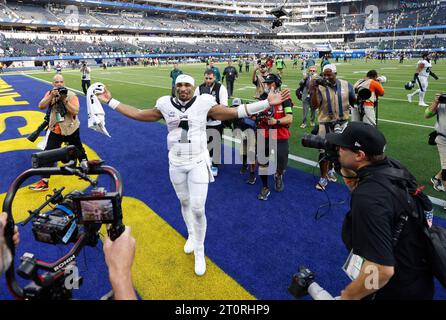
[
  {"left": 257, "top": 74, "right": 293, "bottom": 200},
  {"left": 352, "top": 70, "right": 385, "bottom": 126},
  {"left": 80, "top": 62, "right": 91, "bottom": 95},
  {"left": 0, "top": 212, "right": 20, "bottom": 276},
  {"left": 29, "top": 75, "right": 88, "bottom": 191},
  {"left": 298, "top": 66, "right": 317, "bottom": 129},
  {"left": 326, "top": 122, "right": 435, "bottom": 300},
  {"left": 425, "top": 94, "right": 446, "bottom": 194},
  {"left": 310, "top": 64, "right": 356, "bottom": 191}
]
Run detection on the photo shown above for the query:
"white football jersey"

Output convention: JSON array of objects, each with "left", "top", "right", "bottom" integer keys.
[
  {"left": 155, "top": 94, "right": 217, "bottom": 165},
  {"left": 418, "top": 60, "right": 432, "bottom": 77}
]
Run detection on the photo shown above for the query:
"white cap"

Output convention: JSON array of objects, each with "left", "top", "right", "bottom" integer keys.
[
  {"left": 323, "top": 64, "right": 337, "bottom": 73},
  {"left": 175, "top": 74, "right": 195, "bottom": 86},
  {"left": 232, "top": 98, "right": 242, "bottom": 106}
]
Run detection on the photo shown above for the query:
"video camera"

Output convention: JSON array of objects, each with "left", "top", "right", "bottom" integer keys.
[
  {"left": 288, "top": 266, "right": 336, "bottom": 300},
  {"left": 2, "top": 146, "right": 125, "bottom": 300}
]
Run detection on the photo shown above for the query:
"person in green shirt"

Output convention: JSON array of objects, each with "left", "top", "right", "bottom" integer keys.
[
  {"left": 320, "top": 55, "right": 331, "bottom": 71},
  {"left": 275, "top": 57, "right": 286, "bottom": 77},
  {"left": 170, "top": 63, "right": 183, "bottom": 97},
  {"left": 208, "top": 61, "right": 221, "bottom": 83}
]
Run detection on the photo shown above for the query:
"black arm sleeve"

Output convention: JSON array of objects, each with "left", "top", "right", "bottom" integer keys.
[{"left": 430, "top": 71, "right": 439, "bottom": 80}]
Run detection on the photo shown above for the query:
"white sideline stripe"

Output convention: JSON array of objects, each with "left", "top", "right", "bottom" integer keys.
[
  {"left": 223, "top": 134, "right": 446, "bottom": 207},
  {"left": 17, "top": 74, "right": 446, "bottom": 207}
]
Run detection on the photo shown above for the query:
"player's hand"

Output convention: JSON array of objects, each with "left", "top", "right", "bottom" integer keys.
[
  {"left": 434, "top": 94, "right": 441, "bottom": 105},
  {"left": 267, "top": 89, "right": 290, "bottom": 106},
  {"left": 0, "top": 212, "right": 19, "bottom": 247},
  {"left": 97, "top": 87, "right": 112, "bottom": 104}
]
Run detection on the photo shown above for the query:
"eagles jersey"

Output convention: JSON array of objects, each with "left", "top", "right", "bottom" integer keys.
[
  {"left": 418, "top": 60, "right": 432, "bottom": 78},
  {"left": 155, "top": 94, "right": 217, "bottom": 165}
]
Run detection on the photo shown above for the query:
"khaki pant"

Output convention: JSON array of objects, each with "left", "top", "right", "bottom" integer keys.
[{"left": 436, "top": 135, "right": 446, "bottom": 169}]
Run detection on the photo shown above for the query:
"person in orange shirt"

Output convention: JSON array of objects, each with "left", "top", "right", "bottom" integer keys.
[
  {"left": 29, "top": 74, "right": 88, "bottom": 191},
  {"left": 352, "top": 70, "right": 385, "bottom": 126}
]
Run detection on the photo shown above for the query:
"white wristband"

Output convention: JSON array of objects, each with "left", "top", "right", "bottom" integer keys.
[
  {"left": 108, "top": 98, "right": 120, "bottom": 110},
  {"left": 237, "top": 100, "right": 269, "bottom": 118}
]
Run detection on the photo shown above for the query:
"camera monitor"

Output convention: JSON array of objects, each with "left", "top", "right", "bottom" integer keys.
[{"left": 73, "top": 193, "right": 120, "bottom": 224}]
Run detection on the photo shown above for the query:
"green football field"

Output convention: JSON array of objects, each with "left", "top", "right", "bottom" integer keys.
[{"left": 20, "top": 58, "right": 446, "bottom": 217}]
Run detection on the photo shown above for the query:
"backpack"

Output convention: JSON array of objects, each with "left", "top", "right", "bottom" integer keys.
[{"left": 364, "top": 158, "right": 446, "bottom": 288}]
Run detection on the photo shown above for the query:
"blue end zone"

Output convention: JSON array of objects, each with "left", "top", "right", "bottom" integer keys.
[{"left": 1, "top": 75, "right": 445, "bottom": 300}]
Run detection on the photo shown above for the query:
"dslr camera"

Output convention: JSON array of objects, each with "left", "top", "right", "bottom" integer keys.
[
  {"left": 301, "top": 122, "right": 345, "bottom": 169},
  {"left": 30, "top": 188, "right": 122, "bottom": 245},
  {"left": 314, "top": 76, "right": 329, "bottom": 87},
  {"left": 288, "top": 266, "right": 335, "bottom": 300}
]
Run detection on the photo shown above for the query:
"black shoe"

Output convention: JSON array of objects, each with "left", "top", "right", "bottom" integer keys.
[
  {"left": 257, "top": 187, "right": 270, "bottom": 201},
  {"left": 274, "top": 174, "right": 284, "bottom": 192},
  {"left": 246, "top": 173, "right": 256, "bottom": 185},
  {"left": 240, "top": 165, "right": 248, "bottom": 174}
]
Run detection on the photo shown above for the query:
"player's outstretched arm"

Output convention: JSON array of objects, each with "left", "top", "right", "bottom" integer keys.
[
  {"left": 208, "top": 89, "right": 290, "bottom": 121},
  {"left": 97, "top": 87, "right": 163, "bottom": 122}
]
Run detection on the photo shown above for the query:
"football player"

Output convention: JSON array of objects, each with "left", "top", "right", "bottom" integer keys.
[{"left": 96, "top": 75, "right": 289, "bottom": 276}]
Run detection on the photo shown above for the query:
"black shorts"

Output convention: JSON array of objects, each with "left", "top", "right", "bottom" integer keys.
[{"left": 259, "top": 138, "right": 289, "bottom": 172}]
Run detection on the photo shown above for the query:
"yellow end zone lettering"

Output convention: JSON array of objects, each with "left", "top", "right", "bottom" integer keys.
[{"left": 0, "top": 78, "right": 29, "bottom": 106}]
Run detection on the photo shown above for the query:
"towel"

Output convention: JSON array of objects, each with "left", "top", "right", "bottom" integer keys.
[{"left": 86, "top": 82, "right": 111, "bottom": 137}]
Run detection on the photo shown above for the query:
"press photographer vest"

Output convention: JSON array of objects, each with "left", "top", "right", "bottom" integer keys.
[
  {"left": 48, "top": 90, "right": 80, "bottom": 136},
  {"left": 318, "top": 79, "right": 351, "bottom": 123},
  {"left": 199, "top": 83, "right": 221, "bottom": 104},
  {"left": 354, "top": 78, "right": 377, "bottom": 107}
]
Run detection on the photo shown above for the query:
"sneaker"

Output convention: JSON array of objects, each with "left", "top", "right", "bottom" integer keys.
[
  {"left": 419, "top": 102, "right": 429, "bottom": 107},
  {"left": 194, "top": 247, "right": 206, "bottom": 276},
  {"left": 29, "top": 179, "right": 49, "bottom": 191},
  {"left": 240, "top": 165, "right": 248, "bottom": 174},
  {"left": 407, "top": 94, "right": 412, "bottom": 103},
  {"left": 211, "top": 166, "right": 218, "bottom": 177},
  {"left": 257, "top": 187, "right": 271, "bottom": 200},
  {"left": 184, "top": 236, "right": 194, "bottom": 254},
  {"left": 327, "top": 170, "right": 337, "bottom": 182},
  {"left": 300, "top": 123, "right": 307, "bottom": 129},
  {"left": 316, "top": 178, "right": 328, "bottom": 191},
  {"left": 246, "top": 172, "right": 256, "bottom": 185},
  {"left": 310, "top": 121, "right": 315, "bottom": 127},
  {"left": 431, "top": 176, "right": 445, "bottom": 192},
  {"left": 274, "top": 174, "right": 284, "bottom": 192}
]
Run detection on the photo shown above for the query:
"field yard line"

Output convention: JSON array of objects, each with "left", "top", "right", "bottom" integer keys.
[
  {"left": 222, "top": 134, "right": 446, "bottom": 207},
  {"left": 25, "top": 74, "right": 86, "bottom": 95}
]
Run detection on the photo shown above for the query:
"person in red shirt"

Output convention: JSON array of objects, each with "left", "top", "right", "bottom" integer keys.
[
  {"left": 266, "top": 57, "right": 274, "bottom": 73},
  {"left": 256, "top": 74, "right": 293, "bottom": 200}
]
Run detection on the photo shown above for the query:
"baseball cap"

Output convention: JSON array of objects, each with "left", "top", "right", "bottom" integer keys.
[
  {"left": 326, "top": 122, "right": 387, "bottom": 156},
  {"left": 232, "top": 98, "right": 242, "bottom": 106},
  {"left": 323, "top": 64, "right": 337, "bottom": 73},
  {"left": 175, "top": 74, "right": 195, "bottom": 86}
]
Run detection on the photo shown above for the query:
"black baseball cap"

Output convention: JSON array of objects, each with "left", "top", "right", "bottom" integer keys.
[{"left": 326, "top": 122, "right": 387, "bottom": 156}]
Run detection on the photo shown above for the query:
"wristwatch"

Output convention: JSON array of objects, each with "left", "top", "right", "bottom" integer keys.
[{"left": 276, "top": 119, "right": 281, "bottom": 126}]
